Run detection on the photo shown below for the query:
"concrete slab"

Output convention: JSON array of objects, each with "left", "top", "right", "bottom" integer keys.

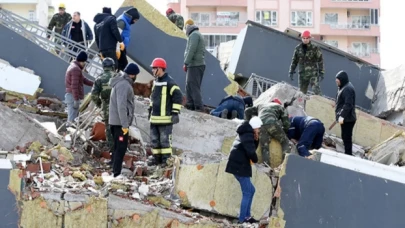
[
  {"left": 20, "top": 198, "right": 63, "bottom": 228},
  {"left": 64, "top": 197, "right": 108, "bottom": 228},
  {"left": 176, "top": 160, "right": 272, "bottom": 219},
  {"left": 0, "top": 60, "right": 41, "bottom": 96}
]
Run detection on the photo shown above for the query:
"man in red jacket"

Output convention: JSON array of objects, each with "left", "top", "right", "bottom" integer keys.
[{"left": 65, "top": 51, "right": 94, "bottom": 125}]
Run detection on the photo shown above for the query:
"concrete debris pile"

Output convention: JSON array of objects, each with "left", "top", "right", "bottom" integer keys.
[
  {"left": 367, "top": 131, "right": 405, "bottom": 166},
  {"left": 323, "top": 134, "right": 366, "bottom": 158}
]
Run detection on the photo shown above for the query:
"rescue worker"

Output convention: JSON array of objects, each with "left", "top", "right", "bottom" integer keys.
[
  {"left": 47, "top": 3, "right": 72, "bottom": 37},
  {"left": 93, "top": 8, "right": 123, "bottom": 71},
  {"left": 166, "top": 8, "right": 184, "bottom": 30},
  {"left": 210, "top": 96, "right": 253, "bottom": 120},
  {"left": 289, "top": 30, "right": 325, "bottom": 95},
  {"left": 109, "top": 63, "right": 139, "bottom": 177},
  {"left": 287, "top": 116, "right": 325, "bottom": 157},
  {"left": 245, "top": 98, "right": 291, "bottom": 163},
  {"left": 62, "top": 11, "right": 93, "bottom": 49},
  {"left": 184, "top": 23, "right": 205, "bottom": 112},
  {"left": 148, "top": 58, "right": 183, "bottom": 167},
  {"left": 65, "top": 51, "right": 94, "bottom": 125},
  {"left": 335, "top": 71, "right": 356, "bottom": 156},
  {"left": 91, "top": 58, "right": 116, "bottom": 158},
  {"left": 116, "top": 7, "right": 140, "bottom": 71}
]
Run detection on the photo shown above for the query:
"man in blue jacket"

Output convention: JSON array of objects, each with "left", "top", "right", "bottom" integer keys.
[
  {"left": 287, "top": 116, "right": 325, "bottom": 157},
  {"left": 210, "top": 96, "right": 253, "bottom": 120},
  {"left": 116, "top": 7, "right": 140, "bottom": 71}
]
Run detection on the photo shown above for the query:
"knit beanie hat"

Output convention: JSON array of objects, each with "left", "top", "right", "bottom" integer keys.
[
  {"left": 124, "top": 63, "right": 140, "bottom": 75},
  {"left": 249, "top": 116, "right": 263, "bottom": 129},
  {"left": 185, "top": 19, "right": 194, "bottom": 26},
  {"left": 102, "top": 7, "right": 112, "bottom": 15},
  {"left": 125, "top": 7, "right": 140, "bottom": 22},
  {"left": 76, "top": 51, "right": 88, "bottom": 62}
]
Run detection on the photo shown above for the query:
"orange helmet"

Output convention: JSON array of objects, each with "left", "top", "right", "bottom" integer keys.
[
  {"left": 272, "top": 98, "right": 282, "bottom": 105},
  {"left": 301, "top": 30, "right": 311, "bottom": 38},
  {"left": 150, "top": 58, "right": 167, "bottom": 69}
]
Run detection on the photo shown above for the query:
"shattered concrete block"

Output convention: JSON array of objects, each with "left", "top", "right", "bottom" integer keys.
[
  {"left": 20, "top": 198, "right": 63, "bottom": 228},
  {"left": 64, "top": 196, "right": 108, "bottom": 228},
  {"left": 175, "top": 159, "right": 272, "bottom": 219},
  {"left": 368, "top": 131, "right": 405, "bottom": 165}
]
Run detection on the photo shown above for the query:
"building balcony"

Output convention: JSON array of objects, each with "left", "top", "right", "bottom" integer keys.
[
  {"left": 320, "top": 23, "right": 379, "bottom": 36},
  {"left": 195, "top": 20, "right": 246, "bottom": 34},
  {"left": 321, "top": 0, "right": 380, "bottom": 9},
  {"left": 348, "top": 48, "right": 380, "bottom": 65},
  {"left": 185, "top": 0, "right": 247, "bottom": 7}
]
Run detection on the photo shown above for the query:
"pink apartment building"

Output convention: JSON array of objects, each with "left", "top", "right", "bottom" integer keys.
[{"left": 167, "top": 0, "right": 380, "bottom": 66}]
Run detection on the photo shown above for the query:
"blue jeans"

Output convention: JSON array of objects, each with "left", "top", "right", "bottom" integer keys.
[
  {"left": 297, "top": 121, "right": 325, "bottom": 157},
  {"left": 234, "top": 175, "right": 255, "bottom": 222},
  {"left": 65, "top": 93, "right": 80, "bottom": 123}
]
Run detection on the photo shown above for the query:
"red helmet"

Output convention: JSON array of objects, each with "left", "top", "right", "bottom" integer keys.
[
  {"left": 301, "top": 30, "right": 311, "bottom": 38},
  {"left": 151, "top": 58, "right": 167, "bottom": 69},
  {"left": 166, "top": 8, "right": 174, "bottom": 16},
  {"left": 272, "top": 98, "right": 282, "bottom": 105}
]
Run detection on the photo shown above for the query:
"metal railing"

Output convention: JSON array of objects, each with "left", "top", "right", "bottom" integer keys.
[
  {"left": 195, "top": 20, "right": 243, "bottom": 27},
  {"left": 0, "top": 8, "right": 103, "bottom": 79},
  {"left": 322, "top": 22, "right": 374, "bottom": 30}
]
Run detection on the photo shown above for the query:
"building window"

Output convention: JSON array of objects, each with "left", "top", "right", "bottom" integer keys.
[
  {"left": 351, "top": 16, "right": 370, "bottom": 29},
  {"left": 255, "top": 10, "right": 277, "bottom": 26},
  {"left": 324, "top": 40, "right": 339, "bottom": 48},
  {"left": 291, "top": 11, "right": 313, "bottom": 27},
  {"left": 324, "top": 13, "right": 338, "bottom": 25},
  {"left": 370, "top": 9, "right": 378, "bottom": 25},
  {"left": 190, "top": 13, "right": 211, "bottom": 26},
  {"left": 28, "top": 10, "right": 35, "bottom": 21},
  {"left": 216, "top": 12, "right": 239, "bottom": 26},
  {"left": 351, "top": 42, "right": 370, "bottom": 57},
  {"left": 202, "top": 34, "right": 237, "bottom": 50}
]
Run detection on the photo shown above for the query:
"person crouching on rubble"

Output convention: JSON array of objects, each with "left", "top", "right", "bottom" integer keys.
[
  {"left": 148, "top": 58, "right": 183, "bottom": 167},
  {"left": 109, "top": 63, "right": 139, "bottom": 178},
  {"left": 210, "top": 95, "right": 253, "bottom": 120},
  {"left": 225, "top": 116, "right": 262, "bottom": 224}
]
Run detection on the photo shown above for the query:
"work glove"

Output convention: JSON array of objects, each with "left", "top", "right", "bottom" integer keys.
[
  {"left": 289, "top": 73, "right": 294, "bottom": 81},
  {"left": 73, "top": 100, "right": 80, "bottom": 109},
  {"left": 183, "top": 65, "right": 187, "bottom": 72},
  {"left": 116, "top": 50, "right": 121, "bottom": 59},
  {"left": 338, "top": 116, "right": 344, "bottom": 125},
  {"left": 171, "top": 113, "right": 180, "bottom": 124},
  {"left": 122, "top": 128, "right": 129, "bottom": 135},
  {"left": 119, "top": 42, "right": 125, "bottom": 51},
  {"left": 99, "top": 53, "right": 104, "bottom": 60}
]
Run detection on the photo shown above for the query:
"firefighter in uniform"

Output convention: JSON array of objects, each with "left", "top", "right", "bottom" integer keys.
[{"left": 148, "top": 58, "right": 183, "bottom": 167}]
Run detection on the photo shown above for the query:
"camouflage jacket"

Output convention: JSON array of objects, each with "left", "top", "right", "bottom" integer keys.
[
  {"left": 289, "top": 42, "right": 324, "bottom": 77},
  {"left": 168, "top": 13, "right": 184, "bottom": 30},
  {"left": 48, "top": 13, "right": 72, "bottom": 34},
  {"left": 257, "top": 103, "right": 290, "bottom": 133},
  {"left": 91, "top": 70, "right": 116, "bottom": 108}
]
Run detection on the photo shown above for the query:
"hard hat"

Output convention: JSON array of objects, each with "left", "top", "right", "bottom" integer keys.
[
  {"left": 58, "top": 3, "right": 66, "bottom": 9},
  {"left": 150, "top": 58, "right": 167, "bottom": 69},
  {"left": 272, "top": 98, "right": 282, "bottom": 105},
  {"left": 166, "top": 8, "right": 174, "bottom": 16},
  {"left": 102, "top": 57, "right": 115, "bottom": 69},
  {"left": 301, "top": 30, "right": 311, "bottom": 38}
]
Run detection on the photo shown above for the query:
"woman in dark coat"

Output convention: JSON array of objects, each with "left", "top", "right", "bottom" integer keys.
[{"left": 225, "top": 116, "right": 263, "bottom": 224}]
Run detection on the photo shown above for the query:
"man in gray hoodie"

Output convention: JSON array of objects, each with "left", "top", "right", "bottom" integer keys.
[{"left": 108, "top": 63, "right": 139, "bottom": 177}]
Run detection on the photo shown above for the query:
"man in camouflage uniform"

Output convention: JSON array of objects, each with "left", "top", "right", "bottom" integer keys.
[
  {"left": 91, "top": 58, "right": 116, "bottom": 153},
  {"left": 166, "top": 8, "right": 184, "bottom": 30},
  {"left": 47, "top": 3, "right": 72, "bottom": 37},
  {"left": 288, "top": 30, "right": 325, "bottom": 95},
  {"left": 245, "top": 98, "right": 291, "bottom": 163}
]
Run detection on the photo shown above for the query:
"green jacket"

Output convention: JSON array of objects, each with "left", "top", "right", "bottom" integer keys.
[
  {"left": 48, "top": 13, "right": 72, "bottom": 34},
  {"left": 168, "top": 13, "right": 184, "bottom": 30},
  {"left": 91, "top": 69, "right": 116, "bottom": 109},
  {"left": 184, "top": 25, "right": 205, "bottom": 67},
  {"left": 257, "top": 103, "right": 290, "bottom": 133},
  {"left": 289, "top": 42, "right": 324, "bottom": 79}
]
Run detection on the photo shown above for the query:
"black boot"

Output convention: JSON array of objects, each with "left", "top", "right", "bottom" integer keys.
[
  {"left": 147, "top": 154, "right": 162, "bottom": 166},
  {"left": 161, "top": 154, "right": 171, "bottom": 168}
]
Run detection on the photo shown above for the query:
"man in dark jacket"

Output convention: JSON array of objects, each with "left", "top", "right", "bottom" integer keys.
[
  {"left": 65, "top": 51, "right": 94, "bottom": 125},
  {"left": 287, "top": 116, "right": 325, "bottom": 157},
  {"left": 210, "top": 96, "right": 253, "bottom": 120},
  {"left": 335, "top": 71, "right": 356, "bottom": 155},
  {"left": 116, "top": 7, "right": 140, "bottom": 71},
  {"left": 184, "top": 24, "right": 205, "bottom": 112},
  {"left": 148, "top": 58, "right": 183, "bottom": 167},
  {"left": 93, "top": 8, "right": 123, "bottom": 70},
  {"left": 108, "top": 63, "right": 139, "bottom": 178},
  {"left": 225, "top": 116, "right": 262, "bottom": 224},
  {"left": 62, "top": 12, "right": 93, "bottom": 48}
]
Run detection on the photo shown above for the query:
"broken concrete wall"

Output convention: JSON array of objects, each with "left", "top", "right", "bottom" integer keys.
[
  {"left": 306, "top": 95, "right": 405, "bottom": 147},
  {"left": 0, "top": 103, "right": 50, "bottom": 150},
  {"left": 227, "top": 21, "right": 380, "bottom": 110},
  {"left": 368, "top": 132, "right": 405, "bottom": 165},
  {"left": 274, "top": 154, "right": 405, "bottom": 228},
  {"left": 371, "top": 63, "right": 405, "bottom": 118}
]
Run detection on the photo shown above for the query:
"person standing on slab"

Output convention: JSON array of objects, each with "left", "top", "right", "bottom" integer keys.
[
  {"left": 288, "top": 30, "right": 325, "bottom": 95},
  {"left": 108, "top": 63, "right": 139, "bottom": 178},
  {"left": 183, "top": 23, "right": 205, "bottom": 112},
  {"left": 335, "top": 71, "right": 356, "bottom": 156}
]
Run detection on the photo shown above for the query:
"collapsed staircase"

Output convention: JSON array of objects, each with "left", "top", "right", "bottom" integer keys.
[{"left": 0, "top": 8, "right": 103, "bottom": 80}]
